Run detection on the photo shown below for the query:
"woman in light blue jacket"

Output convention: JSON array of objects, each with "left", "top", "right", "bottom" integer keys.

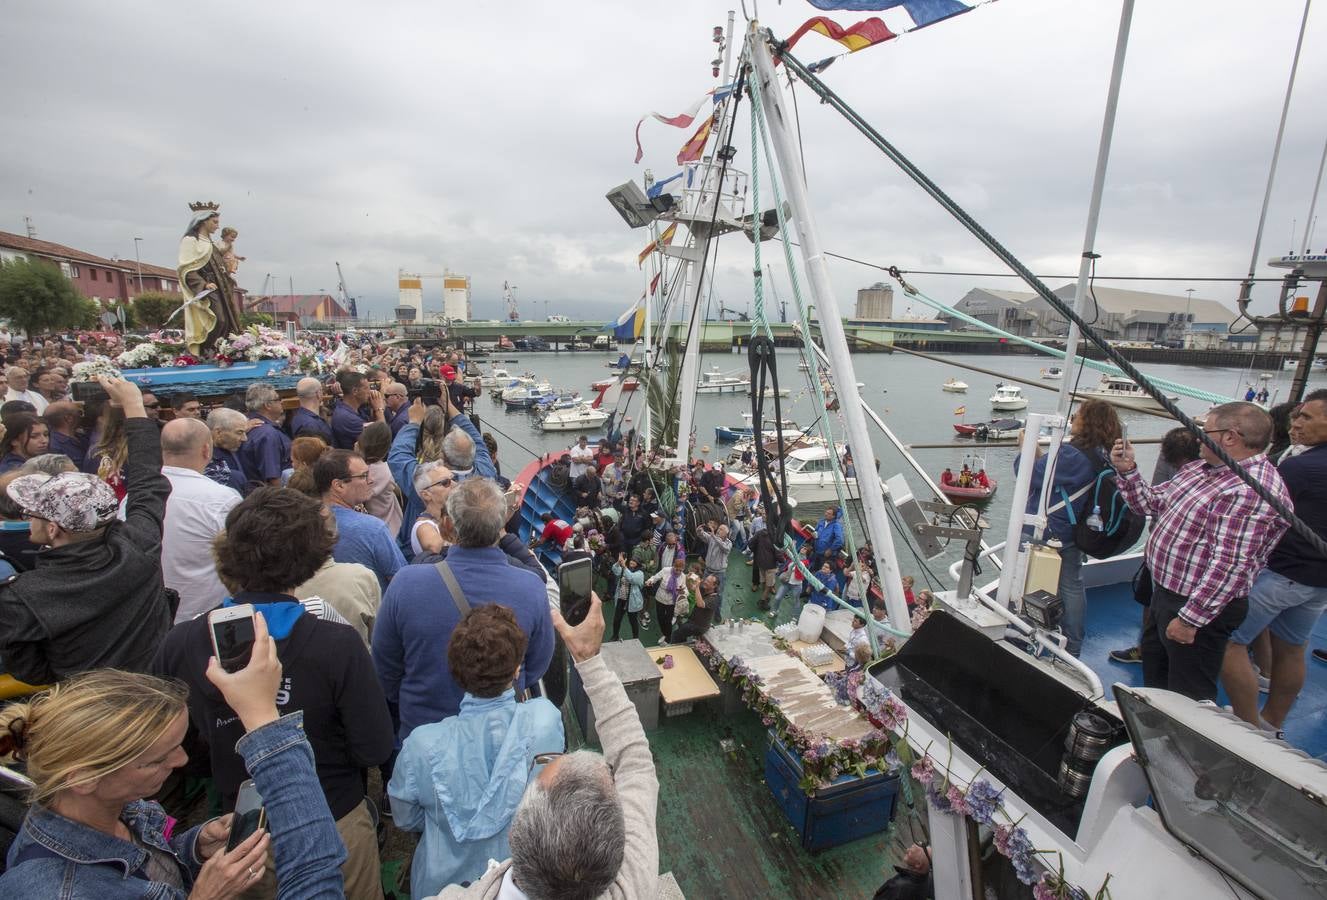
[
  {"left": 610, "top": 553, "right": 646, "bottom": 641},
  {"left": 388, "top": 604, "right": 564, "bottom": 897}
]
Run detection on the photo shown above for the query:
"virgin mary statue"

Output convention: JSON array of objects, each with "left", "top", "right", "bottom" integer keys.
[{"left": 177, "top": 202, "right": 242, "bottom": 355}]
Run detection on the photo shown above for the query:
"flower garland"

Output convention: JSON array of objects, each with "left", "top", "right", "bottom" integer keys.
[{"left": 698, "top": 639, "right": 1112, "bottom": 897}]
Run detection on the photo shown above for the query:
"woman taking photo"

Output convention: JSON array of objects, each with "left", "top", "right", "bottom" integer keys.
[
  {"left": 1019, "top": 398, "right": 1122, "bottom": 658},
  {"left": 0, "top": 614, "right": 346, "bottom": 897}
]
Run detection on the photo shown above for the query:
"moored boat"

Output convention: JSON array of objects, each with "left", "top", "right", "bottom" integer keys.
[
  {"left": 941, "top": 377, "right": 968, "bottom": 393},
  {"left": 989, "top": 383, "right": 1029, "bottom": 410},
  {"left": 696, "top": 365, "right": 751, "bottom": 394},
  {"left": 1041, "top": 365, "right": 1064, "bottom": 380},
  {"left": 1074, "top": 373, "right": 1178, "bottom": 412},
  {"left": 538, "top": 401, "right": 610, "bottom": 431}
]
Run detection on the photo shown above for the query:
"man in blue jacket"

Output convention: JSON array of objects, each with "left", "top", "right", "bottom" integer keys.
[
  {"left": 389, "top": 395, "right": 496, "bottom": 551},
  {"left": 811, "top": 506, "right": 845, "bottom": 571},
  {"left": 373, "top": 477, "right": 551, "bottom": 741}
]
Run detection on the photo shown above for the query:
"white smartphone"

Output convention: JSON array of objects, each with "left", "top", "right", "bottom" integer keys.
[
  {"left": 1120, "top": 422, "right": 1130, "bottom": 447},
  {"left": 208, "top": 604, "right": 256, "bottom": 674}
]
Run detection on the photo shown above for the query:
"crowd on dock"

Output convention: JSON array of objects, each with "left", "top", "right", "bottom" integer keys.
[{"left": 0, "top": 333, "right": 669, "bottom": 899}]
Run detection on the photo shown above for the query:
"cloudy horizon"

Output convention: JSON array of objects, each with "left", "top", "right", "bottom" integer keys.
[{"left": 2, "top": 0, "right": 1324, "bottom": 324}]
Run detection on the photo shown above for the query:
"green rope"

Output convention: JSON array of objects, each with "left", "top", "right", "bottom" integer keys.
[
  {"left": 749, "top": 100, "right": 773, "bottom": 340},
  {"left": 750, "top": 71, "right": 903, "bottom": 647},
  {"left": 891, "top": 278, "right": 1236, "bottom": 405}
]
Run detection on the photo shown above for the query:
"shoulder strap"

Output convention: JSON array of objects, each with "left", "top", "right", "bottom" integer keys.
[
  {"left": 11, "top": 840, "right": 151, "bottom": 880},
  {"left": 435, "top": 561, "right": 471, "bottom": 617},
  {"left": 1049, "top": 480, "right": 1094, "bottom": 519}
]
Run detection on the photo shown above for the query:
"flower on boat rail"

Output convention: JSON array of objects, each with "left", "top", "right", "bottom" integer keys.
[
  {"left": 963, "top": 778, "right": 1003, "bottom": 826},
  {"left": 910, "top": 755, "right": 936, "bottom": 786}
]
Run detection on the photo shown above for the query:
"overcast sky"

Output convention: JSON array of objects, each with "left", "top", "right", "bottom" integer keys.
[{"left": 2, "top": 0, "right": 1324, "bottom": 323}]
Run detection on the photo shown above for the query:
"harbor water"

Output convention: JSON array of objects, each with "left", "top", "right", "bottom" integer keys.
[{"left": 470, "top": 347, "right": 1326, "bottom": 583}]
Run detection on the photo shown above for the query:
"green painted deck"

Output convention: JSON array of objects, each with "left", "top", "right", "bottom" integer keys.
[
  {"left": 380, "top": 555, "right": 906, "bottom": 898},
  {"left": 567, "top": 556, "right": 906, "bottom": 899}
]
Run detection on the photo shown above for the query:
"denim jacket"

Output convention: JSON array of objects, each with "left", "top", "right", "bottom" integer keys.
[{"left": 1, "top": 711, "right": 347, "bottom": 900}]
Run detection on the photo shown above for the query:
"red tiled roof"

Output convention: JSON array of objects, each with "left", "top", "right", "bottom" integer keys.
[
  {"left": 0, "top": 230, "right": 178, "bottom": 279},
  {"left": 0, "top": 230, "right": 130, "bottom": 270}
]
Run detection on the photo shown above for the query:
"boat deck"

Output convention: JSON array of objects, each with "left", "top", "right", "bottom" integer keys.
[{"left": 1079, "top": 580, "right": 1327, "bottom": 761}]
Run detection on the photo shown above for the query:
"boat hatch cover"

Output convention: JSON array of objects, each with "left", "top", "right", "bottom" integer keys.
[{"left": 1115, "top": 685, "right": 1327, "bottom": 900}]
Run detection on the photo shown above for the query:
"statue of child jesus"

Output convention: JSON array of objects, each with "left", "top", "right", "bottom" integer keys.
[{"left": 215, "top": 227, "right": 245, "bottom": 281}]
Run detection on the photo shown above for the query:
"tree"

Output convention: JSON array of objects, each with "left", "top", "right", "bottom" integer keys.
[
  {"left": 131, "top": 291, "right": 182, "bottom": 328},
  {"left": 0, "top": 258, "right": 88, "bottom": 336},
  {"left": 241, "top": 312, "right": 274, "bottom": 328}
]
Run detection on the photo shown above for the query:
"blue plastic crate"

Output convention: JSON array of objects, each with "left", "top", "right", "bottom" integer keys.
[{"left": 764, "top": 732, "right": 898, "bottom": 852}]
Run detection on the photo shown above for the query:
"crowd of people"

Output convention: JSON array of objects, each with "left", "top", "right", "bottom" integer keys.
[
  {"left": 0, "top": 334, "right": 663, "bottom": 899},
  {"left": 1020, "top": 394, "right": 1327, "bottom": 736}
]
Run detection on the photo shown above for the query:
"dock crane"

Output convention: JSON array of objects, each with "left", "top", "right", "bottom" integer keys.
[
  {"left": 504, "top": 281, "right": 520, "bottom": 322},
  {"left": 335, "top": 262, "right": 358, "bottom": 318}
]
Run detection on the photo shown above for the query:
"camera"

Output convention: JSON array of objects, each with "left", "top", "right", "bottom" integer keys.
[{"left": 408, "top": 379, "right": 444, "bottom": 406}]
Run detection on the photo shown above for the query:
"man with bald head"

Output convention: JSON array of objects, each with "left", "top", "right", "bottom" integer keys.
[
  {"left": 161, "top": 417, "right": 242, "bottom": 622},
  {"left": 290, "top": 375, "right": 334, "bottom": 443}
]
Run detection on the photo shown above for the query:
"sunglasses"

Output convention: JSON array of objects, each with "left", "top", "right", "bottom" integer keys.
[
  {"left": 531, "top": 751, "right": 614, "bottom": 775},
  {"left": 427, "top": 476, "right": 455, "bottom": 490}
]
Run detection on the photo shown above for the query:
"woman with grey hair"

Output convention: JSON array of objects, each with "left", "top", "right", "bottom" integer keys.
[
  {"left": 17, "top": 453, "right": 76, "bottom": 476},
  {"left": 410, "top": 459, "right": 456, "bottom": 557}
]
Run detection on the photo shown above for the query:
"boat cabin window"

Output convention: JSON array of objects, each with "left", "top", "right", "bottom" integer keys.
[{"left": 798, "top": 456, "right": 831, "bottom": 473}]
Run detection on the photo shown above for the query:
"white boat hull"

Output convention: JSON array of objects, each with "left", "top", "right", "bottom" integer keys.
[
  {"left": 737, "top": 472, "right": 859, "bottom": 504},
  {"left": 941, "top": 384, "right": 968, "bottom": 393},
  {"left": 990, "top": 399, "right": 1029, "bottom": 411},
  {"left": 696, "top": 382, "right": 749, "bottom": 394},
  {"left": 1074, "top": 389, "right": 1174, "bottom": 413},
  {"left": 539, "top": 408, "right": 610, "bottom": 431}
]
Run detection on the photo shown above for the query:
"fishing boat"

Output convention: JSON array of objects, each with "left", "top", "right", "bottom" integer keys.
[
  {"left": 1075, "top": 373, "right": 1178, "bottom": 413},
  {"left": 496, "top": 335, "right": 515, "bottom": 351},
  {"left": 479, "top": 367, "right": 512, "bottom": 387},
  {"left": 538, "top": 401, "right": 610, "bottom": 432},
  {"left": 941, "top": 377, "right": 968, "bottom": 393},
  {"left": 714, "top": 412, "right": 800, "bottom": 444},
  {"left": 953, "top": 417, "right": 1025, "bottom": 440},
  {"left": 989, "top": 382, "right": 1029, "bottom": 410},
  {"left": 696, "top": 365, "right": 751, "bottom": 394},
  {"left": 1041, "top": 365, "right": 1064, "bottom": 380},
  {"left": 590, "top": 376, "right": 639, "bottom": 392}
]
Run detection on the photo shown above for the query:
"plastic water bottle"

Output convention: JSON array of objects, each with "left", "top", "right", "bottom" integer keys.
[{"left": 1085, "top": 505, "right": 1104, "bottom": 532}]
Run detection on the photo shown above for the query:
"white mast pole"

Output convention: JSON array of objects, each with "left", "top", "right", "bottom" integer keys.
[
  {"left": 1054, "top": 0, "right": 1134, "bottom": 417},
  {"left": 674, "top": 9, "right": 738, "bottom": 464},
  {"left": 642, "top": 170, "right": 657, "bottom": 453},
  {"left": 750, "top": 30, "right": 910, "bottom": 632}
]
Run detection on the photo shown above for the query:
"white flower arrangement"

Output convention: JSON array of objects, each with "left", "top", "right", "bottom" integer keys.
[
  {"left": 115, "top": 342, "right": 163, "bottom": 369},
  {"left": 71, "top": 356, "right": 123, "bottom": 382}
]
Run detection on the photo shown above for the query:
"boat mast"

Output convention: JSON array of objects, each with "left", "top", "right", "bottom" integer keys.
[
  {"left": 674, "top": 10, "right": 737, "bottom": 463},
  {"left": 749, "top": 28, "right": 910, "bottom": 632},
  {"left": 1054, "top": 0, "right": 1134, "bottom": 418},
  {"left": 642, "top": 170, "right": 657, "bottom": 453}
]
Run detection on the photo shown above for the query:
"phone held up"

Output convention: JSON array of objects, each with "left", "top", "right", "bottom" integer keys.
[
  {"left": 208, "top": 604, "right": 257, "bottom": 674},
  {"left": 558, "top": 557, "right": 594, "bottom": 627},
  {"left": 227, "top": 778, "right": 267, "bottom": 851}
]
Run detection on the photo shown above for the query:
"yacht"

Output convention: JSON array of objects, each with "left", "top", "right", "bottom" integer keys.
[
  {"left": 942, "top": 377, "right": 969, "bottom": 393},
  {"left": 1041, "top": 365, "right": 1064, "bottom": 380},
  {"left": 538, "top": 401, "right": 610, "bottom": 432},
  {"left": 733, "top": 444, "right": 859, "bottom": 504},
  {"left": 696, "top": 365, "right": 751, "bottom": 394},
  {"left": 1075, "top": 374, "right": 1177, "bottom": 413},
  {"left": 480, "top": 367, "right": 512, "bottom": 387},
  {"left": 989, "top": 383, "right": 1029, "bottom": 411},
  {"left": 501, "top": 380, "right": 552, "bottom": 408}
]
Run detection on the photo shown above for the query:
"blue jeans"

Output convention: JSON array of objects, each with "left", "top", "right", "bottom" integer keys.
[
  {"left": 1058, "top": 545, "right": 1086, "bottom": 657},
  {"left": 709, "top": 569, "right": 728, "bottom": 620},
  {"left": 770, "top": 580, "right": 799, "bottom": 619}
]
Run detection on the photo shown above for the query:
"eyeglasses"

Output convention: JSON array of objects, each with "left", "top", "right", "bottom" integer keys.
[
  {"left": 340, "top": 471, "right": 371, "bottom": 482},
  {"left": 530, "top": 751, "right": 614, "bottom": 775},
  {"left": 143, "top": 402, "right": 160, "bottom": 409},
  {"left": 427, "top": 476, "right": 455, "bottom": 490},
  {"left": 1203, "top": 428, "right": 1238, "bottom": 437}
]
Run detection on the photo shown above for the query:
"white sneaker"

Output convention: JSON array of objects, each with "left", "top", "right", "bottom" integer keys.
[{"left": 1257, "top": 674, "right": 1271, "bottom": 694}]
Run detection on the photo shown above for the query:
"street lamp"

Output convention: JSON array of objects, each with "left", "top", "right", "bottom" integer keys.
[{"left": 132, "top": 237, "right": 144, "bottom": 298}]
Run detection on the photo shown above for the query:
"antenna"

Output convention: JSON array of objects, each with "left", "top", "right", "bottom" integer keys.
[{"left": 22, "top": 216, "right": 36, "bottom": 239}]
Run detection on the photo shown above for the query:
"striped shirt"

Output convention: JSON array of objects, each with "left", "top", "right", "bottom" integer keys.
[{"left": 1116, "top": 455, "right": 1290, "bottom": 627}]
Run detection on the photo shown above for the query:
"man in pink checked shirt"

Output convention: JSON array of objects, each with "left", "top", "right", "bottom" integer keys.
[{"left": 1111, "top": 402, "right": 1290, "bottom": 702}]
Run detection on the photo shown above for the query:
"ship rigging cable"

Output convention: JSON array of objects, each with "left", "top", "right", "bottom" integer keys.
[{"left": 773, "top": 34, "right": 1327, "bottom": 560}]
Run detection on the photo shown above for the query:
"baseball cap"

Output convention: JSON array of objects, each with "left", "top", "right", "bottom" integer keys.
[
  {"left": 440, "top": 364, "right": 457, "bottom": 382},
  {"left": 7, "top": 472, "right": 119, "bottom": 532}
]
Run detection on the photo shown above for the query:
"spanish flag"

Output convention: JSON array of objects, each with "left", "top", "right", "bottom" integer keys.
[
  {"left": 677, "top": 114, "right": 715, "bottom": 164},
  {"left": 954, "top": 406, "right": 966, "bottom": 416},
  {"left": 786, "top": 16, "right": 897, "bottom": 53},
  {"left": 637, "top": 223, "right": 678, "bottom": 267}
]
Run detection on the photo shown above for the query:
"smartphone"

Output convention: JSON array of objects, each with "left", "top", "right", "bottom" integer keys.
[
  {"left": 227, "top": 779, "right": 267, "bottom": 851},
  {"left": 558, "top": 558, "right": 594, "bottom": 626},
  {"left": 1120, "top": 422, "right": 1129, "bottom": 446},
  {"left": 208, "top": 604, "right": 256, "bottom": 674}
]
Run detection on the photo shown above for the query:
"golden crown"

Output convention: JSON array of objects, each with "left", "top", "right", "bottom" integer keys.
[{"left": 188, "top": 201, "right": 221, "bottom": 213}]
